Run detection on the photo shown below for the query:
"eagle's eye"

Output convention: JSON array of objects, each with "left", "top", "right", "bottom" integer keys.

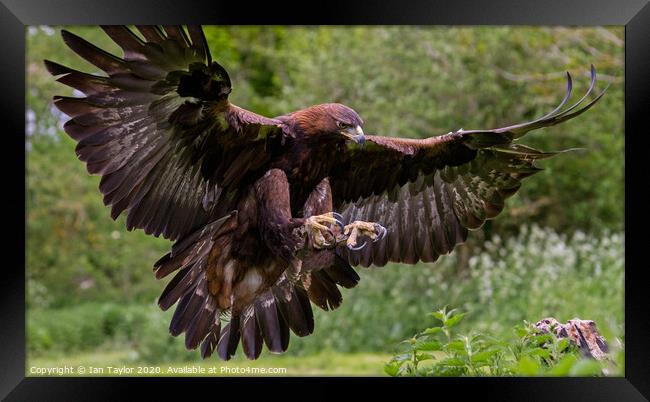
[{"left": 336, "top": 121, "right": 349, "bottom": 129}]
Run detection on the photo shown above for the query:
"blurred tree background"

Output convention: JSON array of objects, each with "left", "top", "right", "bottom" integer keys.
[{"left": 26, "top": 26, "right": 624, "bottom": 375}]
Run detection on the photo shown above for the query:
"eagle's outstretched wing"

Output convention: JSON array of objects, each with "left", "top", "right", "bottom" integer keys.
[
  {"left": 46, "top": 25, "right": 286, "bottom": 241},
  {"left": 331, "top": 67, "right": 607, "bottom": 267}
]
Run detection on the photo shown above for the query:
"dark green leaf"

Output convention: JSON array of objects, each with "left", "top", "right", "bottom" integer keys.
[
  {"left": 437, "top": 357, "right": 466, "bottom": 367},
  {"left": 446, "top": 340, "right": 467, "bottom": 352},
  {"left": 444, "top": 313, "right": 466, "bottom": 328},
  {"left": 415, "top": 340, "right": 442, "bottom": 351},
  {"left": 384, "top": 362, "right": 401, "bottom": 377},
  {"left": 516, "top": 356, "right": 540, "bottom": 376},
  {"left": 569, "top": 359, "right": 603, "bottom": 376},
  {"left": 423, "top": 327, "right": 443, "bottom": 335},
  {"left": 470, "top": 349, "right": 499, "bottom": 363},
  {"left": 547, "top": 354, "right": 578, "bottom": 376}
]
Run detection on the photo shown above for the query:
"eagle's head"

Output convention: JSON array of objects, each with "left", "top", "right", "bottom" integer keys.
[{"left": 291, "top": 103, "right": 365, "bottom": 146}]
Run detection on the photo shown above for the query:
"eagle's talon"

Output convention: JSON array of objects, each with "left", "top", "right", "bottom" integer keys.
[
  {"left": 342, "top": 220, "right": 386, "bottom": 251},
  {"left": 332, "top": 217, "right": 344, "bottom": 232},
  {"left": 331, "top": 212, "right": 345, "bottom": 230},
  {"left": 348, "top": 240, "right": 367, "bottom": 251},
  {"left": 303, "top": 213, "right": 344, "bottom": 250},
  {"left": 373, "top": 223, "right": 387, "bottom": 242},
  {"left": 321, "top": 227, "right": 338, "bottom": 248}
]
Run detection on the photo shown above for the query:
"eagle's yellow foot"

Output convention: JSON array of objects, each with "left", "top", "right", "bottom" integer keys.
[
  {"left": 343, "top": 220, "right": 387, "bottom": 251},
  {"left": 303, "top": 213, "right": 345, "bottom": 250}
]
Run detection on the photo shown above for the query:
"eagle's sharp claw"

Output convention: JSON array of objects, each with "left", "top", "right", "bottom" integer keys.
[
  {"left": 333, "top": 217, "right": 344, "bottom": 232},
  {"left": 343, "top": 220, "right": 386, "bottom": 251},
  {"left": 331, "top": 212, "right": 345, "bottom": 231},
  {"left": 373, "top": 223, "right": 387, "bottom": 242},
  {"left": 348, "top": 240, "right": 367, "bottom": 251},
  {"left": 303, "top": 213, "right": 345, "bottom": 250}
]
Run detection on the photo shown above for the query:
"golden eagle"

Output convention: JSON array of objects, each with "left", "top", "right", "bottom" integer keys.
[{"left": 46, "top": 25, "right": 606, "bottom": 360}]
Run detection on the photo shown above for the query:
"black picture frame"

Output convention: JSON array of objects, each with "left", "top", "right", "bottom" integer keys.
[{"left": 3, "top": 0, "right": 648, "bottom": 399}]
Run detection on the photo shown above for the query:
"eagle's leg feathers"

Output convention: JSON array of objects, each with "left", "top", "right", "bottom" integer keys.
[
  {"left": 340, "top": 221, "right": 387, "bottom": 251},
  {"left": 254, "top": 168, "right": 384, "bottom": 254}
]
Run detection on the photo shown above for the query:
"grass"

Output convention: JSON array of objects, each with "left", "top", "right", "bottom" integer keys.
[{"left": 27, "top": 350, "right": 391, "bottom": 377}]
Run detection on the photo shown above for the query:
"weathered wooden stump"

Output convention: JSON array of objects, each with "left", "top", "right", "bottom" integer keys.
[{"left": 533, "top": 317, "right": 609, "bottom": 360}]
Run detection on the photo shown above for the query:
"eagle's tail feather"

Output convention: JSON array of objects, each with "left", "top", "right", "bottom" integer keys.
[
  {"left": 254, "top": 290, "right": 290, "bottom": 354},
  {"left": 304, "top": 269, "right": 344, "bottom": 311},
  {"left": 324, "top": 254, "right": 360, "bottom": 289},
  {"left": 211, "top": 305, "right": 266, "bottom": 361},
  {"left": 302, "top": 254, "right": 360, "bottom": 311},
  {"left": 199, "top": 317, "right": 221, "bottom": 359},
  {"left": 211, "top": 275, "right": 313, "bottom": 361},
  {"left": 240, "top": 306, "right": 264, "bottom": 360},
  {"left": 272, "top": 276, "right": 314, "bottom": 338},
  {"left": 216, "top": 314, "right": 241, "bottom": 360}
]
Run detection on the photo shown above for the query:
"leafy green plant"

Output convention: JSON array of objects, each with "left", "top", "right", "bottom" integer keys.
[{"left": 385, "top": 306, "right": 621, "bottom": 377}]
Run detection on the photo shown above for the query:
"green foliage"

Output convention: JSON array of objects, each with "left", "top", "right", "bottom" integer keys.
[
  {"left": 27, "top": 303, "right": 148, "bottom": 355},
  {"left": 385, "top": 307, "right": 622, "bottom": 377}
]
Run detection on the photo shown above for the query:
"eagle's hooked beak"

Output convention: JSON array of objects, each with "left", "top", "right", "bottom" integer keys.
[{"left": 341, "top": 125, "right": 365, "bottom": 147}]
